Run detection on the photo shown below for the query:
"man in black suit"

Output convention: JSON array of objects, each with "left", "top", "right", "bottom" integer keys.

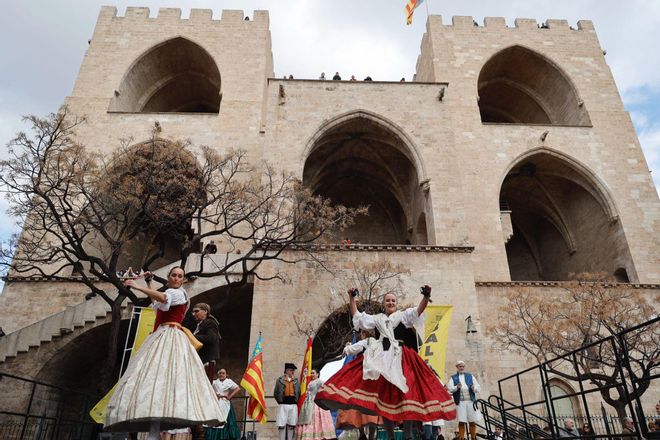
[{"left": 192, "top": 302, "right": 221, "bottom": 381}]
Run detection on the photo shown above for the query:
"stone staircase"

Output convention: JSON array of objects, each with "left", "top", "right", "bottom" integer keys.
[
  {"left": 0, "top": 254, "right": 246, "bottom": 364},
  {"left": 0, "top": 295, "right": 114, "bottom": 363}
]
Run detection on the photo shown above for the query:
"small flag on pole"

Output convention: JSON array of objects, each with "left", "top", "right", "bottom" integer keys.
[
  {"left": 241, "top": 334, "right": 268, "bottom": 424},
  {"left": 297, "top": 336, "right": 313, "bottom": 412},
  {"left": 405, "top": 0, "right": 425, "bottom": 25}
]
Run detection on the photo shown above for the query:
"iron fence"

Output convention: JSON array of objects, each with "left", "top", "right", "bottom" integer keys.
[
  {"left": 478, "top": 316, "right": 659, "bottom": 440},
  {"left": 0, "top": 372, "right": 100, "bottom": 440}
]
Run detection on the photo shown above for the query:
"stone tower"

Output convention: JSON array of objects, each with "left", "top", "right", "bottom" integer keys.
[{"left": 0, "top": 7, "right": 658, "bottom": 436}]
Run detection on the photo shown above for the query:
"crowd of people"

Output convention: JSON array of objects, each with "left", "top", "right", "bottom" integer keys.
[
  {"left": 282, "top": 73, "right": 409, "bottom": 82},
  {"left": 101, "top": 267, "right": 657, "bottom": 440}
]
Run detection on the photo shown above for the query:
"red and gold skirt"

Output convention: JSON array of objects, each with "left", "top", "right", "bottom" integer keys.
[{"left": 315, "top": 346, "right": 456, "bottom": 422}]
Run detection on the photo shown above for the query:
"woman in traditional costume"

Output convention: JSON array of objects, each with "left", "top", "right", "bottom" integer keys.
[
  {"left": 335, "top": 331, "right": 380, "bottom": 440},
  {"left": 315, "top": 286, "right": 456, "bottom": 440},
  {"left": 335, "top": 409, "right": 380, "bottom": 440},
  {"left": 208, "top": 368, "right": 242, "bottom": 440},
  {"left": 295, "top": 369, "right": 337, "bottom": 440},
  {"left": 105, "top": 267, "right": 227, "bottom": 439}
]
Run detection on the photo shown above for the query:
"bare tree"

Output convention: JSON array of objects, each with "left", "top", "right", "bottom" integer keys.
[
  {"left": 294, "top": 260, "right": 410, "bottom": 368},
  {"left": 0, "top": 108, "right": 362, "bottom": 389},
  {"left": 489, "top": 272, "right": 659, "bottom": 419}
]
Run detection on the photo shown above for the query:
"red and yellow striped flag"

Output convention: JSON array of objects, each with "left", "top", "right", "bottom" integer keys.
[
  {"left": 297, "top": 337, "right": 313, "bottom": 412},
  {"left": 241, "top": 334, "right": 268, "bottom": 424},
  {"left": 405, "top": 0, "right": 425, "bottom": 25}
]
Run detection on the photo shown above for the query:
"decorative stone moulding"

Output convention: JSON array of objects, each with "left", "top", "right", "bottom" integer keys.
[{"left": 475, "top": 281, "right": 660, "bottom": 289}]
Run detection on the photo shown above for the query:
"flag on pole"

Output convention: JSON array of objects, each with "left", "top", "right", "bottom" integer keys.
[
  {"left": 241, "top": 334, "right": 268, "bottom": 424},
  {"left": 297, "top": 336, "right": 313, "bottom": 412},
  {"left": 418, "top": 305, "right": 453, "bottom": 381},
  {"left": 405, "top": 0, "right": 425, "bottom": 25}
]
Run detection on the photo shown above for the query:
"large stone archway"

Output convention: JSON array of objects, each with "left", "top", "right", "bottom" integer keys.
[
  {"left": 312, "top": 301, "right": 381, "bottom": 369},
  {"left": 104, "top": 138, "right": 205, "bottom": 271},
  {"left": 478, "top": 45, "right": 590, "bottom": 126},
  {"left": 109, "top": 36, "right": 221, "bottom": 113},
  {"left": 500, "top": 150, "right": 636, "bottom": 281},
  {"left": 303, "top": 111, "right": 430, "bottom": 245},
  {"left": 7, "top": 284, "right": 254, "bottom": 419},
  {"left": 181, "top": 283, "right": 254, "bottom": 379}
]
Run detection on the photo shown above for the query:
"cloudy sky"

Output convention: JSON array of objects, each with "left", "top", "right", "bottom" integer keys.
[{"left": 1, "top": 0, "right": 659, "bottom": 242}]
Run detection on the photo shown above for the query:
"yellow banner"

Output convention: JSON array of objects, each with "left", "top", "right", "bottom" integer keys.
[
  {"left": 89, "top": 307, "right": 156, "bottom": 424},
  {"left": 419, "top": 305, "right": 453, "bottom": 381}
]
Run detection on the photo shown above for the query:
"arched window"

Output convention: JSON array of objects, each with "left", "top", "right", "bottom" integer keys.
[
  {"left": 478, "top": 46, "right": 590, "bottom": 126},
  {"left": 547, "top": 379, "right": 581, "bottom": 419},
  {"left": 110, "top": 37, "right": 221, "bottom": 113},
  {"left": 500, "top": 150, "right": 635, "bottom": 281},
  {"left": 303, "top": 111, "right": 429, "bottom": 245},
  {"left": 614, "top": 268, "right": 630, "bottom": 283}
]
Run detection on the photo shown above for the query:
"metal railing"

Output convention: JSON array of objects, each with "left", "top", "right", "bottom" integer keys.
[
  {"left": 479, "top": 316, "right": 659, "bottom": 440},
  {"left": 0, "top": 372, "right": 100, "bottom": 440}
]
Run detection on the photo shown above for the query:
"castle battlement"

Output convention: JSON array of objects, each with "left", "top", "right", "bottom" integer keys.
[
  {"left": 426, "top": 14, "right": 594, "bottom": 31},
  {"left": 97, "top": 5, "right": 269, "bottom": 26}
]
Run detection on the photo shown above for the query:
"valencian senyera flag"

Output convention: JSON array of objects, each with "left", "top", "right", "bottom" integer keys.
[
  {"left": 405, "top": 0, "right": 424, "bottom": 25},
  {"left": 297, "top": 336, "right": 313, "bottom": 412},
  {"left": 241, "top": 334, "right": 268, "bottom": 423}
]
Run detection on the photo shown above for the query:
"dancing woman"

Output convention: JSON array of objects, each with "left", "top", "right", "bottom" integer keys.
[
  {"left": 315, "top": 287, "right": 456, "bottom": 432},
  {"left": 105, "top": 267, "right": 227, "bottom": 439}
]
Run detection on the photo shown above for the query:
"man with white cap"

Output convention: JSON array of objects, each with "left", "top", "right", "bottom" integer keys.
[{"left": 446, "top": 361, "right": 483, "bottom": 440}]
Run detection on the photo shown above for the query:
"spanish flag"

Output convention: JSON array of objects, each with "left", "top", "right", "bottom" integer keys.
[
  {"left": 297, "top": 336, "right": 313, "bottom": 412},
  {"left": 405, "top": 0, "right": 424, "bottom": 25},
  {"left": 241, "top": 334, "right": 268, "bottom": 423}
]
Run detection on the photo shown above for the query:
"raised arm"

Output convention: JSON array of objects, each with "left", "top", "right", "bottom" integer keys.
[
  {"left": 417, "top": 295, "right": 430, "bottom": 316},
  {"left": 124, "top": 278, "right": 167, "bottom": 303},
  {"left": 417, "top": 285, "right": 432, "bottom": 315},
  {"left": 347, "top": 288, "right": 358, "bottom": 317}
]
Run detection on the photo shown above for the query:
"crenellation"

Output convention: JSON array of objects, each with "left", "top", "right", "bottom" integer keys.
[
  {"left": 432, "top": 15, "right": 591, "bottom": 33},
  {"left": 514, "top": 18, "right": 538, "bottom": 29},
  {"left": 484, "top": 17, "right": 506, "bottom": 28},
  {"left": 427, "top": 14, "right": 443, "bottom": 28},
  {"left": 577, "top": 20, "right": 595, "bottom": 31},
  {"left": 105, "top": 7, "right": 265, "bottom": 25},
  {"left": 98, "top": 6, "right": 118, "bottom": 22},
  {"left": 123, "top": 6, "right": 149, "bottom": 19},
  {"left": 452, "top": 16, "right": 475, "bottom": 28},
  {"left": 157, "top": 8, "right": 182, "bottom": 20},
  {"left": 221, "top": 9, "right": 245, "bottom": 22},
  {"left": 253, "top": 10, "right": 270, "bottom": 26},
  {"left": 546, "top": 19, "right": 569, "bottom": 29},
  {"left": 188, "top": 8, "right": 213, "bottom": 21}
]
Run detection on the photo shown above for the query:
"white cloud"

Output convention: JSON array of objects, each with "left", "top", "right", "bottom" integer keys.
[{"left": 630, "top": 111, "right": 649, "bottom": 132}]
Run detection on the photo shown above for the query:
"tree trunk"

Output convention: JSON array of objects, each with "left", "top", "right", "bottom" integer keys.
[
  {"left": 100, "top": 300, "right": 124, "bottom": 393},
  {"left": 612, "top": 401, "right": 629, "bottom": 424}
]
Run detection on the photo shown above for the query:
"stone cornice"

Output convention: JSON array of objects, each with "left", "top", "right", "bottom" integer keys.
[
  {"left": 475, "top": 281, "right": 660, "bottom": 289},
  {"left": 286, "top": 244, "right": 474, "bottom": 253},
  {"left": 2, "top": 276, "right": 102, "bottom": 283}
]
